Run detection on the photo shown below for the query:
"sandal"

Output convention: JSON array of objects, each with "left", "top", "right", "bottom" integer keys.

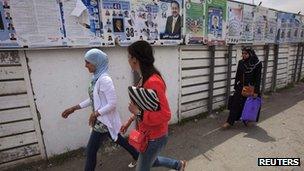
[
  {"left": 221, "top": 122, "right": 231, "bottom": 129},
  {"left": 128, "top": 160, "right": 137, "bottom": 168},
  {"left": 179, "top": 160, "right": 187, "bottom": 171}
]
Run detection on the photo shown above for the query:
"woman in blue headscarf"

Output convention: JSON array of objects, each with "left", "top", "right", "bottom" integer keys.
[{"left": 61, "top": 49, "right": 138, "bottom": 171}]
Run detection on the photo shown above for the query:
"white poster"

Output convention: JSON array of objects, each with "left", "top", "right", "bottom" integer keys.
[
  {"left": 0, "top": 0, "right": 19, "bottom": 47},
  {"left": 265, "top": 9, "right": 277, "bottom": 44},
  {"left": 10, "top": 0, "right": 63, "bottom": 47},
  {"left": 129, "top": 0, "right": 159, "bottom": 45},
  {"left": 227, "top": 1, "right": 242, "bottom": 44},
  {"left": 240, "top": 4, "right": 253, "bottom": 44},
  {"left": 253, "top": 6, "right": 267, "bottom": 44},
  {"left": 293, "top": 15, "right": 301, "bottom": 43},
  {"left": 300, "top": 15, "right": 304, "bottom": 42},
  {"left": 61, "top": 0, "right": 109, "bottom": 47}
]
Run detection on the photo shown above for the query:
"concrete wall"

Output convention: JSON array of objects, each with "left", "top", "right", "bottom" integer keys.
[{"left": 26, "top": 46, "right": 179, "bottom": 156}]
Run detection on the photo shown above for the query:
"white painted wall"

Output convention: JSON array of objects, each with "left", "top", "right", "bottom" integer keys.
[{"left": 26, "top": 46, "right": 179, "bottom": 156}]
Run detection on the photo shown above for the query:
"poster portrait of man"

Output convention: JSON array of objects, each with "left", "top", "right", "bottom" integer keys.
[
  {"left": 113, "top": 18, "right": 124, "bottom": 32},
  {"left": 164, "top": 1, "right": 181, "bottom": 37}
]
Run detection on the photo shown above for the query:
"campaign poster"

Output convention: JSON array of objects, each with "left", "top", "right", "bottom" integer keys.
[
  {"left": 157, "top": 0, "right": 183, "bottom": 45},
  {"left": 100, "top": 0, "right": 131, "bottom": 46},
  {"left": 205, "top": 0, "right": 227, "bottom": 46},
  {"left": 253, "top": 6, "right": 267, "bottom": 44},
  {"left": 265, "top": 9, "right": 277, "bottom": 44},
  {"left": 10, "top": 0, "right": 63, "bottom": 47},
  {"left": 300, "top": 15, "right": 304, "bottom": 42},
  {"left": 130, "top": 0, "right": 159, "bottom": 45},
  {"left": 61, "top": 0, "right": 109, "bottom": 47},
  {"left": 293, "top": 15, "right": 302, "bottom": 43},
  {"left": 226, "top": 1, "right": 242, "bottom": 44},
  {"left": 0, "top": 0, "right": 18, "bottom": 47},
  {"left": 185, "top": 0, "right": 205, "bottom": 44},
  {"left": 240, "top": 4, "right": 254, "bottom": 44},
  {"left": 277, "top": 12, "right": 295, "bottom": 43}
]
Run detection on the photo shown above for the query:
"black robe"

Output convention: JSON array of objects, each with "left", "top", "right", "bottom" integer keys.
[{"left": 227, "top": 60, "right": 262, "bottom": 125}]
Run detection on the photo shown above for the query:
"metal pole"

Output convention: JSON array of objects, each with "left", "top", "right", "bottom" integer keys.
[
  {"left": 293, "top": 43, "right": 301, "bottom": 83},
  {"left": 208, "top": 45, "right": 215, "bottom": 115},
  {"left": 225, "top": 44, "right": 233, "bottom": 108},
  {"left": 297, "top": 43, "right": 304, "bottom": 82},
  {"left": 261, "top": 44, "right": 269, "bottom": 94},
  {"left": 272, "top": 44, "right": 279, "bottom": 92}
]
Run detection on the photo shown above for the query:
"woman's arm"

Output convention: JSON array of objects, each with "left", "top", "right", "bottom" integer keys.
[
  {"left": 61, "top": 104, "right": 81, "bottom": 118},
  {"left": 234, "top": 60, "right": 242, "bottom": 90},
  {"left": 79, "top": 98, "right": 91, "bottom": 109},
  {"left": 254, "top": 62, "right": 262, "bottom": 94}
]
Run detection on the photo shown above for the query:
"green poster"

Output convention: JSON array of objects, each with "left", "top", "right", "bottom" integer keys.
[
  {"left": 185, "top": 0, "right": 205, "bottom": 44},
  {"left": 205, "top": 0, "right": 227, "bottom": 45}
]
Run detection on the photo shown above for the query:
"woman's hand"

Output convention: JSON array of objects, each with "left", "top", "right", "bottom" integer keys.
[
  {"left": 120, "top": 115, "right": 135, "bottom": 134},
  {"left": 89, "top": 112, "right": 97, "bottom": 127},
  {"left": 120, "top": 123, "right": 129, "bottom": 134},
  {"left": 61, "top": 105, "right": 80, "bottom": 118},
  {"left": 128, "top": 102, "right": 140, "bottom": 115}
]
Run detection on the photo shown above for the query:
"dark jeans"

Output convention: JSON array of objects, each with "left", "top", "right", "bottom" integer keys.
[
  {"left": 136, "top": 135, "right": 181, "bottom": 171},
  {"left": 85, "top": 130, "right": 139, "bottom": 171}
]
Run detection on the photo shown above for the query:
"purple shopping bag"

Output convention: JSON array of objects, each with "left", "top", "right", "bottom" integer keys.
[{"left": 241, "top": 97, "right": 261, "bottom": 122}]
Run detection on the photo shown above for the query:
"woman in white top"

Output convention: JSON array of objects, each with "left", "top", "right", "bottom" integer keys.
[{"left": 61, "top": 49, "right": 138, "bottom": 171}]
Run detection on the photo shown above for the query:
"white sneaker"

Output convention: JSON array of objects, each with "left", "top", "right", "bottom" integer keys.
[{"left": 128, "top": 161, "right": 137, "bottom": 168}]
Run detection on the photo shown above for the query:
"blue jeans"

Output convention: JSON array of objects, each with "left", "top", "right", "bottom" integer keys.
[
  {"left": 85, "top": 130, "right": 139, "bottom": 171},
  {"left": 136, "top": 135, "right": 181, "bottom": 171}
]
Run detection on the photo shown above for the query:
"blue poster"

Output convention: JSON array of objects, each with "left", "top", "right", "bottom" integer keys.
[
  {"left": 0, "top": 0, "right": 18, "bottom": 48},
  {"left": 208, "top": 8, "right": 223, "bottom": 39},
  {"left": 101, "top": 0, "right": 131, "bottom": 46},
  {"left": 81, "top": 0, "right": 103, "bottom": 37},
  {"left": 277, "top": 12, "right": 295, "bottom": 43}
]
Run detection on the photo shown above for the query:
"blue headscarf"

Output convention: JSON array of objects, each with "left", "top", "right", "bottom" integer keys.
[{"left": 84, "top": 48, "right": 109, "bottom": 84}]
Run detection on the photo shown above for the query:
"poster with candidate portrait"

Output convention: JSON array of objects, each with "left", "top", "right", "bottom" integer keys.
[
  {"left": 226, "top": 1, "right": 242, "bottom": 44},
  {"left": 205, "top": 0, "right": 227, "bottom": 46},
  {"left": 277, "top": 12, "right": 294, "bottom": 43},
  {"left": 300, "top": 15, "right": 304, "bottom": 42},
  {"left": 253, "top": 6, "right": 267, "bottom": 44},
  {"left": 157, "top": 0, "right": 183, "bottom": 45},
  {"left": 130, "top": 0, "right": 159, "bottom": 44},
  {"left": 185, "top": 0, "right": 206, "bottom": 44},
  {"left": 293, "top": 15, "right": 301, "bottom": 43},
  {"left": 61, "top": 0, "right": 109, "bottom": 47},
  {"left": 0, "top": 0, "right": 19, "bottom": 47},
  {"left": 265, "top": 9, "right": 277, "bottom": 44},
  {"left": 100, "top": 0, "right": 131, "bottom": 46},
  {"left": 239, "top": 4, "right": 254, "bottom": 44}
]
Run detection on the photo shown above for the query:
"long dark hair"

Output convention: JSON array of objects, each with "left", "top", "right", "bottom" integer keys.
[{"left": 127, "top": 40, "right": 164, "bottom": 85}]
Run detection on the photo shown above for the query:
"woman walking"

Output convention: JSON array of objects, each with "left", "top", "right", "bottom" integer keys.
[
  {"left": 222, "top": 47, "right": 262, "bottom": 128},
  {"left": 61, "top": 48, "right": 138, "bottom": 171},
  {"left": 120, "top": 40, "right": 186, "bottom": 171}
]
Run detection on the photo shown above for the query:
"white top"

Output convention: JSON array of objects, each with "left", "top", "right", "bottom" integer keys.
[{"left": 79, "top": 74, "right": 122, "bottom": 141}]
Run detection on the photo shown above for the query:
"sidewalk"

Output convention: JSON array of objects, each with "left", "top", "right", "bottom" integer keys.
[{"left": 11, "top": 83, "right": 304, "bottom": 171}]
